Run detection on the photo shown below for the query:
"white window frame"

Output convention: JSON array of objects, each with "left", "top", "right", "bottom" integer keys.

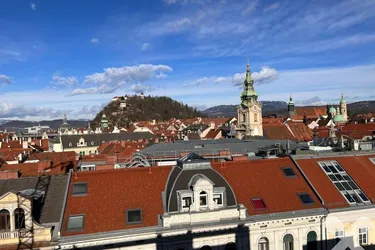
[
  {"left": 213, "top": 193, "right": 223, "bottom": 206},
  {"left": 335, "top": 229, "right": 344, "bottom": 239},
  {"left": 199, "top": 191, "right": 208, "bottom": 208},
  {"left": 181, "top": 195, "right": 193, "bottom": 211},
  {"left": 370, "top": 158, "right": 375, "bottom": 165},
  {"left": 359, "top": 227, "right": 368, "bottom": 245}
]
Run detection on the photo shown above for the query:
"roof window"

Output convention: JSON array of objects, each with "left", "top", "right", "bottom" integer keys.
[
  {"left": 67, "top": 215, "right": 84, "bottom": 231},
  {"left": 72, "top": 183, "right": 88, "bottom": 196},
  {"left": 126, "top": 209, "right": 142, "bottom": 224},
  {"left": 298, "top": 193, "right": 314, "bottom": 205},
  {"left": 318, "top": 161, "right": 370, "bottom": 205},
  {"left": 281, "top": 167, "right": 296, "bottom": 177},
  {"left": 252, "top": 197, "right": 267, "bottom": 209}
]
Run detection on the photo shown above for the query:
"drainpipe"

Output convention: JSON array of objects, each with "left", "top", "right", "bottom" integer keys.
[{"left": 290, "top": 155, "right": 329, "bottom": 250}]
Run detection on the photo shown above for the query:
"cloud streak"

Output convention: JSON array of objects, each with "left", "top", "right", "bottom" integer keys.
[
  {"left": 51, "top": 72, "right": 78, "bottom": 87},
  {"left": 0, "top": 74, "right": 12, "bottom": 85}
]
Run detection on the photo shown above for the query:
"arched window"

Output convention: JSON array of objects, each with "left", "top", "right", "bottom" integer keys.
[
  {"left": 0, "top": 209, "right": 10, "bottom": 231},
  {"left": 242, "top": 114, "right": 246, "bottom": 122},
  {"left": 225, "top": 242, "right": 236, "bottom": 250},
  {"left": 14, "top": 208, "right": 25, "bottom": 229},
  {"left": 283, "top": 234, "right": 294, "bottom": 250},
  {"left": 258, "top": 237, "right": 269, "bottom": 250},
  {"left": 307, "top": 231, "right": 317, "bottom": 250},
  {"left": 200, "top": 246, "right": 212, "bottom": 250},
  {"left": 254, "top": 113, "right": 258, "bottom": 122},
  {"left": 199, "top": 191, "right": 207, "bottom": 207}
]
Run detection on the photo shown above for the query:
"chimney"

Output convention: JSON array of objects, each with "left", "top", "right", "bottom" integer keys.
[{"left": 0, "top": 170, "right": 19, "bottom": 180}]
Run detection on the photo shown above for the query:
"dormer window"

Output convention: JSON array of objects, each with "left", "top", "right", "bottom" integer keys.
[
  {"left": 199, "top": 191, "right": 208, "bottom": 207},
  {"left": 213, "top": 193, "right": 223, "bottom": 206},
  {"left": 182, "top": 197, "right": 192, "bottom": 209}
]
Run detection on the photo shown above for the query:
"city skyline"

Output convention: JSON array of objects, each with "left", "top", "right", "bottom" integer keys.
[{"left": 1, "top": 0, "right": 375, "bottom": 120}]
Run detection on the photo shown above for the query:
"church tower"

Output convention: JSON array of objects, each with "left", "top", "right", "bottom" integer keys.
[
  {"left": 288, "top": 95, "right": 296, "bottom": 118},
  {"left": 236, "top": 59, "right": 263, "bottom": 138},
  {"left": 340, "top": 93, "right": 348, "bottom": 122}
]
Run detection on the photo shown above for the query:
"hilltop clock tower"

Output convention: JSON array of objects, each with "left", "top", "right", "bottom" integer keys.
[{"left": 236, "top": 60, "right": 263, "bottom": 138}]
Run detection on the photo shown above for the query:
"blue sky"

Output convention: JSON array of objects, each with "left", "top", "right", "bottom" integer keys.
[{"left": 1, "top": 0, "right": 375, "bottom": 120}]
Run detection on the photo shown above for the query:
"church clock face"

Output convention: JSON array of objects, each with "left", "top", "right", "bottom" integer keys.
[{"left": 253, "top": 105, "right": 258, "bottom": 112}]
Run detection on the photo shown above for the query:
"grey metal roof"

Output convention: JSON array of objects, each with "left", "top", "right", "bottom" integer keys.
[
  {"left": 0, "top": 175, "right": 69, "bottom": 224},
  {"left": 61, "top": 132, "right": 156, "bottom": 148},
  {"left": 165, "top": 166, "right": 237, "bottom": 212},
  {"left": 142, "top": 138, "right": 298, "bottom": 157}
]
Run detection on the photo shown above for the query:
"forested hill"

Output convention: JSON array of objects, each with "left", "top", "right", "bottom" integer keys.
[{"left": 91, "top": 95, "right": 205, "bottom": 129}]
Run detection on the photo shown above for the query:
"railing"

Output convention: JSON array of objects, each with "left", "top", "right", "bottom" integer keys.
[{"left": 0, "top": 230, "right": 27, "bottom": 239}]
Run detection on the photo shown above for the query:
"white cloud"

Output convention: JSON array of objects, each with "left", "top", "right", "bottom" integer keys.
[
  {"left": 242, "top": 0, "right": 258, "bottom": 15},
  {"left": 183, "top": 76, "right": 229, "bottom": 87},
  {"left": 130, "top": 83, "right": 154, "bottom": 94},
  {"left": 141, "top": 42, "right": 151, "bottom": 51},
  {"left": 0, "top": 102, "right": 65, "bottom": 120},
  {"left": 91, "top": 38, "right": 99, "bottom": 44},
  {"left": 263, "top": 2, "right": 280, "bottom": 12},
  {"left": 71, "top": 64, "right": 173, "bottom": 95},
  {"left": 30, "top": 3, "right": 36, "bottom": 11},
  {"left": 165, "top": 18, "right": 191, "bottom": 33},
  {"left": 0, "top": 74, "right": 12, "bottom": 84},
  {"left": 51, "top": 72, "right": 79, "bottom": 87},
  {"left": 156, "top": 72, "right": 168, "bottom": 79},
  {"left": 232, "top": 66, "right": 279, "bottom": 86}
]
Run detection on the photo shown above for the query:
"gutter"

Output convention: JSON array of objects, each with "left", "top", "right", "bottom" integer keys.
[{"left": 57, "top": 169, "right": 72, "bottom": 240}]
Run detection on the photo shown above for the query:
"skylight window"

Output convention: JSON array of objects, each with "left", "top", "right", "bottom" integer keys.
[
  {"left": 72, "top": 183, "right": 88, "bottom": 196},
  {"left": 298, "top": 193, "right": 314, "bottom": 205},
  {"left": 67, "top": 215, "right": 84, "bottom": 231},
  {"left": 126, "top": 209, "right": 142, "bottom": 224},
  {"left": 318, "top": 161, "right": 371, "bottom": 205},
  {"left": 252, "top": 197, "right": 267, "bottom": 209},
  {"left": 281, "top": 167, "right": 296, "bottom": 177}
]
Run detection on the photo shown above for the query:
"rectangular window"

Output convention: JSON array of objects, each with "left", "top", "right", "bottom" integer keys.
[
  {"left": 252, "top": 197, "right": 267, "bottom": 209},
  {"left": 126, "top": 209, "right": 142, "bottom": 224},
  {"left": 298, "top": 193, "right": 314, "bottom": 205},
  {"left": 182, "top": 196, "right": 192, "bottom": 208},
  {"left": 282, "top": 167, "right": 296, "bottom": 177},
  {"left": 67, "top": 215, "right": 84, "bottom": 231},
  {"left": 254, "top": 113, "right": 258, "bottom": 122},
  {"left": 335, "top": 230, "right": 344, "bottom": 239},
  {"left": 242, "top": 114, "right": 246, "bottom": 122},
  {"left": 359, "top": 227, "right": 368, "bottom": 245},
  {"left": 72, "top": 183, "right": 88, "bottom": 196},
  {"left": 213, "top": 193, "right": 223, "bottom": 205},
  {"left": 318, "top": 161, "right": 370, "bottom": 205}
]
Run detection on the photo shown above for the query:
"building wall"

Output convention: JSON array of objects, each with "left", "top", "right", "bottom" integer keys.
[
  {"left": 326, "top": 208, "right": 375, "bottom": 248},
  {"left": 63, "top": 146, "right": 98, "bottom": 155},
  {"left": 0, "top": 192, "right": 51, "bottom": 246}
]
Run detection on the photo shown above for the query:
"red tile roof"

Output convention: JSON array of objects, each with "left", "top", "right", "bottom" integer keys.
[
  {"left": 295, "top": 154, "right": 375, "bottom": 209},
  {"left": 295, "top": 106, "right": 327, "bottom": 118},
  {"left": 0, "top": 140, "right": 23, "bottom": 149},
  {"left": 61, "top": 166, "right": 172, "bottom": 236},
  {"left": 343, "top": 123, "right": 375, "bottom": 131},
  {"left": 287, "top": 123, "right": 313, "bottom": 141},
  {"left": 263, "top": 124, "right": 295, "bottom": 140},
  {"left": 213, "top": 157, "right": 323, "bottom": 215}
]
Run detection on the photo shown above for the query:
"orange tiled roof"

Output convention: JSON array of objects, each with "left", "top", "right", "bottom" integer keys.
[
  {"left": 296, "top": 155, "right": 375, "bottom": 208},
  {"left": 295, "top": 106, "right": 327, "bottom": 118},
  {"left": 287, "top": 123, "right": 313, "bottom": 141},
  {"left": 343, "top": 123, "right": 375, "bottom": 131},
  {"left": 263, "top": 123, "right": 295, "bottom": 140},
  {"left": 213, "top": 157, "right": 323, "bottom": 215},
  {"left": 61, "top": 166, "right": 172, "bottom": 236}
]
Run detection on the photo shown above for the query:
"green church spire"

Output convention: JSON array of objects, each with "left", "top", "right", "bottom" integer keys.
[{"left": 241, "top": 58, "right": 258, "bottom": 105}]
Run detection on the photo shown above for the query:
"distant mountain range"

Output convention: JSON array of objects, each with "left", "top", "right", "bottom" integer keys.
[
  {"left": 1, "top": 100, "right": 374, "bottom": 130},
  {"left": 202, "top": 100, "right": 375, "bottom": 118},
  {"left": 202, "top": 101, "right": 288, "bottom": 117},
  {"left": 0, "top": 119, "right": 89, "bottom": 130}
]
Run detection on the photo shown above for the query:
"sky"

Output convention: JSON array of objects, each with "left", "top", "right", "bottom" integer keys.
[{"left": 0, "top": 0, "right": 375, "bottom": 120}]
